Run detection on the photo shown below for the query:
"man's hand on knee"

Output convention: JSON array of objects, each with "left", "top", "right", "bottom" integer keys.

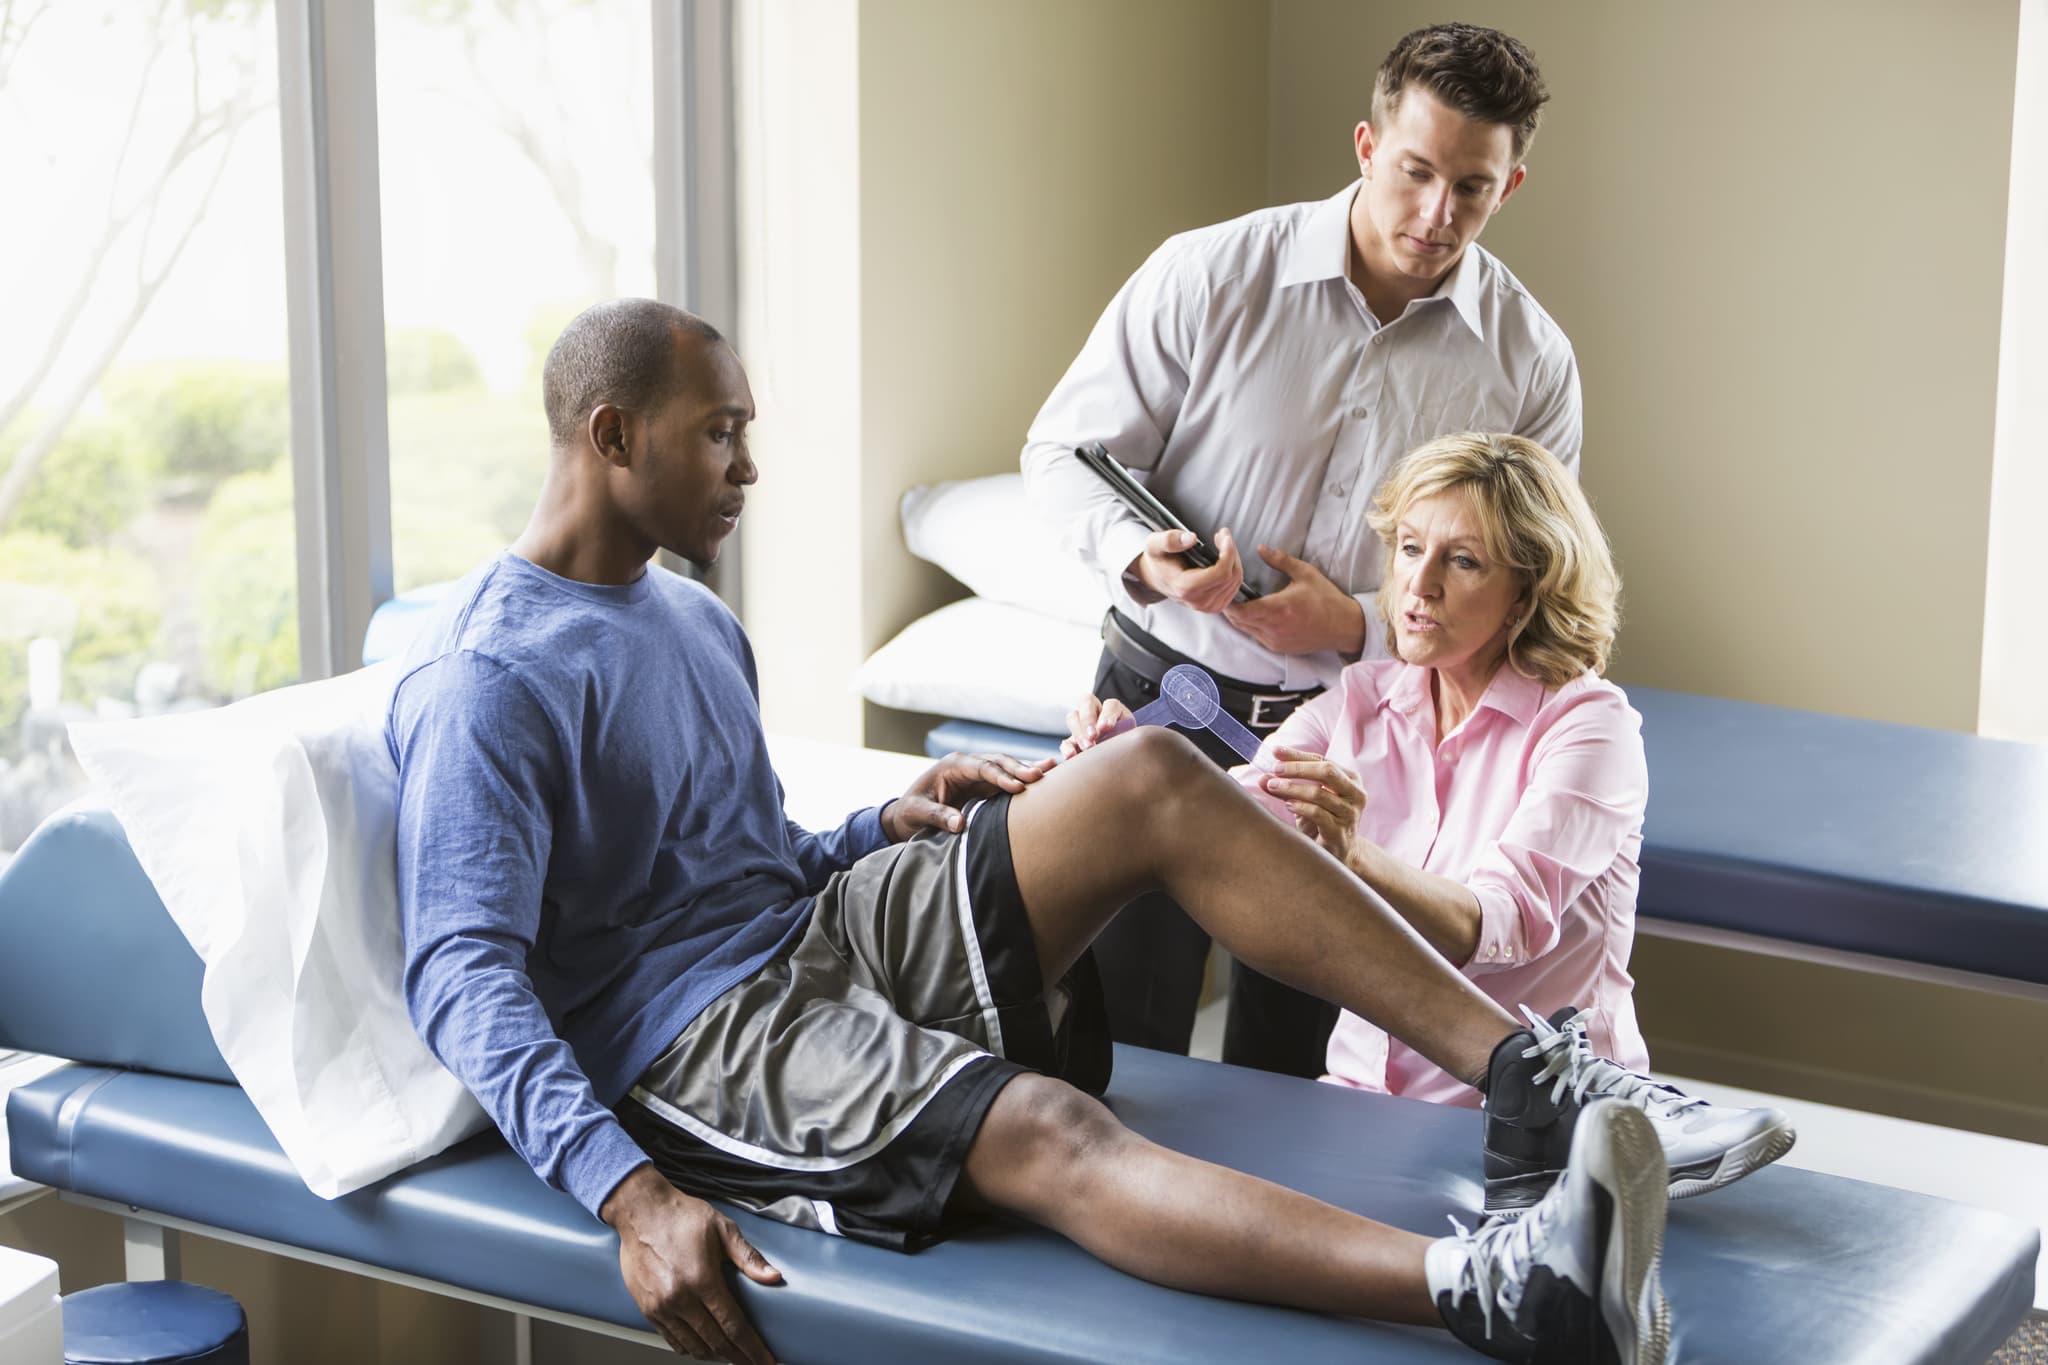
[
  {"left": 883, "top": 751, "right": 1054, "bottom": 839},
  {"left": 603, "top": 1163, "right": 782, "bottom": 1363}
]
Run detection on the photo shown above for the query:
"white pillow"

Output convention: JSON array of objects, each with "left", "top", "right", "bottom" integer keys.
[
  {"left": 901, "top": 474, "right": 1110, "bottom": 627},
  {"left": 68, "top": 664, "right": 490, "bottom": 1198},
  {"left": 854, "top": 598, "right": 1100, "bottom": 735}
]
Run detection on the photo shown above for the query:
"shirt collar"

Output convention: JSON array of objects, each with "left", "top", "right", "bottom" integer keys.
[
  {"left": 1474, "top": 663, "right": 1545, "bottom": 728},
  {"left": 1379, "top": 659, "right": 1545, "bottom": 731},
  {"left": 1277, "top": 180, "right": 1489, "bottom": 343},
  {"left": 1277, "top": 181, "right": 1361, "bottom": 288},
  {"left": 1435, "top": 244, "right": 1488, "bottom": 344},
  {"left": 1380, "top": 662, "right": 1435, "bottom": 724}
]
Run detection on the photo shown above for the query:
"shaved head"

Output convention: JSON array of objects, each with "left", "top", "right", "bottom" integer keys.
[{"left": 542, "top": 298, "right": 724, "bottom": 448}]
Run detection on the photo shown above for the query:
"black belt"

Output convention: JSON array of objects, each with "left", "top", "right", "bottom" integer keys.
[{"left": 1101, "top": 610, "right": 1323, "bottom": 733}]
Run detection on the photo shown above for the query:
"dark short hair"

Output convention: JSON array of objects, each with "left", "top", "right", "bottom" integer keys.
[
  {"left": 1372, "top": 23, "right": 1549, "bottom": 163},
  {"left": 542, "top": 298, "right": 724, "bottom": 447}
]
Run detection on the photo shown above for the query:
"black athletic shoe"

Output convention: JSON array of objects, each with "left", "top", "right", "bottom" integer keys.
[
  {"left": 1483, "top": 1005, "right": 1797, "bottom": 1216},
  {"left": 1430, "top": 1098, "right": 1672, "bottom": 1364}
]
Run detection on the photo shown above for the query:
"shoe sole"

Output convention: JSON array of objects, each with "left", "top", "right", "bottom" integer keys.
[
  {"left": 1484, "top": 1118, "right": 1800, "bottom": 1217},
  {"left": 1667, "top": 1120, "right": 1798, "bottom": 1201},
  {"left": 1581, "top": 1104, "right": 1672, "bottom": 1365}
]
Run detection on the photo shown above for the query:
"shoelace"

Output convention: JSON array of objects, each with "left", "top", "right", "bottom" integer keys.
[
  {"left": 1443, "top": 1193, "right": 1561, "bottom": 1340},
  {"left": 1519, "top": 1005, "right": 1705, "bottom": 1119}
]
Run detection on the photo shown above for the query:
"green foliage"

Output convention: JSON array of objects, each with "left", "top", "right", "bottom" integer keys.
[
  {"left": 388, "top": 387, "right": 549, "bottom": 591},
  {"left": 103, "top": 359, "right": 290, "bottom": 487},
  {"left": 386, "top": 326, "right": 485, "bottom": 396},
  {"left": 0, "top": 415, "right": 160, "bottom": 548},
  {"left": 0, "top": 532, "right": 163, "bottom": 738},
  {"left": 193, "top": 460, "right": 299, "bottom": 698}
]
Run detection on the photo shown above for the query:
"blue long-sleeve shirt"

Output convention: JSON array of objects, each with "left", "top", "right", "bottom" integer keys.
[{"left": 387, "top": 553, "right": 888, "bottom": 1216}]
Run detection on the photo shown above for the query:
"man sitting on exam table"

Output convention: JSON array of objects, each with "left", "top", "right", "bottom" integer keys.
[
  {"left": 1066, "top": 433, "right": 1664, "bottom": 1117},
  {"left": 387, "top": 298, "right": 1793, "bottom": 1364}
]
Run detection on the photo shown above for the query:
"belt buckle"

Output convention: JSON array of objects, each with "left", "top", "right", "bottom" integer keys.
[{"left": 1246, "top": 692, "right": 1296, "bottom": 731}]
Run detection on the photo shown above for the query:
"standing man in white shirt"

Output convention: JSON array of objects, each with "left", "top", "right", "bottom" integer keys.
[{"left": 1021, "top": 23, "right": 1581, "bottom": 1078}]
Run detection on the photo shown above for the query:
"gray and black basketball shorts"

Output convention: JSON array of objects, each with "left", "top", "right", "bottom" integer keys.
[{"left": 616, "top": 792, "right": 1110, "bottom": 1251}]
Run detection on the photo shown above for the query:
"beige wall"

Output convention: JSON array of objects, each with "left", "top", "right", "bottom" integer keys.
[
  {"left": 736, "top": 0, "right": 869, "bottom": 746},
  {"left": 1269, "top": 0, "right": 2019, "bottom": 732},
  {"left": 738, "top": 0, "right": 1270, "bottom": 750},
  {"left": 1981, "top": 0, "right": 2048, "bottom": 742}
]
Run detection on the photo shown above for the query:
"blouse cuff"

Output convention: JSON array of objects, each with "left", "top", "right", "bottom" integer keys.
[{"left": 1466, "top": 884, "right": 1532, "bottom": 973}]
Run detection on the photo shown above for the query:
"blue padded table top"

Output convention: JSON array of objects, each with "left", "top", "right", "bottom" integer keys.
[
  {"left": 926, "top": 686, "right": 2048, "bottom": 985},
  {"left": 8, "top": 1052, "right": 2035, "bottom": 1365},
  {"left": 1625, "top": 688, "right": 2048, "bottom": 982}
]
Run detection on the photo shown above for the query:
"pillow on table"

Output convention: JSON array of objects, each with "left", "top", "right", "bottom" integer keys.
[
  {"left": 855, "top": 597, "right": 1100, "bottom": 737},
  {"left": 901, "top": 473, "right": 1110, "bottom": 628},
  {"left": 68, "top": 663, "right": 490, "bottom": 1199}
]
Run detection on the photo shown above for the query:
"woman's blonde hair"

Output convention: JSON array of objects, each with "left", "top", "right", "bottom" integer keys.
[{"left": 1366, "top": 433, "right": 1620, "bottom": 686}]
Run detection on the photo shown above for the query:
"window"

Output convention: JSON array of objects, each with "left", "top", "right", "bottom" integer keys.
[
  {"left": 0, "top": 1, "right": 294, "bottom": 858},
  {"left": 374, "top": 0, "right": 658, "bottom": 593},
  {"left": 0, "top": 1, "right": 734, "bottom": 864}
]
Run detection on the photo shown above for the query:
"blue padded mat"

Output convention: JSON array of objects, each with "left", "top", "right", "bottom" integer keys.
[{"left": 7, "top": 1051, "right": 2035, "bottom": 1364}]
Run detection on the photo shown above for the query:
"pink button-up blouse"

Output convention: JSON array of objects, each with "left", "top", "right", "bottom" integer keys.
[{"left": 1245, "top": 659, "right": 1650, "bottom": 1108}]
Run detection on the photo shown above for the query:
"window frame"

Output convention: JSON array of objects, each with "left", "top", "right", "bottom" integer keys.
[{"left": 274, "top": 0, "right": 738, "bottom": 680}]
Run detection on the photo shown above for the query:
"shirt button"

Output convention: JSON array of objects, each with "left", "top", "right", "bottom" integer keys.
[
  {"left": 1349, "top": 405, "right": 1368, "bottom": 420},
  {"left": 1326, "top": 483, "right": 1345, "bottom": 496},
  {"left": 1372, "top": 334, "right": 1386, "bottom": 346}
]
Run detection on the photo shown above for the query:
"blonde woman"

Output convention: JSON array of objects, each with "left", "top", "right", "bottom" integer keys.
[
  {"left": 1254, "top": 432, "right": 1654, "bottom": 1105},
  {"left": 1070, "top": 433, "right": 1666, "bottom": 1110},
  {"left": 1062, "top": 428, "right": 1792, "bottom": 1230}
]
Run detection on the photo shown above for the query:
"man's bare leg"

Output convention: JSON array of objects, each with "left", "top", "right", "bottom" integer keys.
[
  {"left": 1002, "top": 726, "right": 1516, "bottom": 1084},
  {"left": 960, "top": 1073, "right": 1441, "bottom": 1324}
]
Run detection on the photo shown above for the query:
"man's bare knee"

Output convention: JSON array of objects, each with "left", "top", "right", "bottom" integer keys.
[
  {"left": 967, "top": 1074, "right": 1132, "bottom": 1221},
  {"left": 1118, "top": 726, "right": 1248, "bottom": 837}
]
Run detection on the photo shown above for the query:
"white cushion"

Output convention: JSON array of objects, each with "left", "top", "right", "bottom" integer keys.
[
  {"left": 854, "top": 598, "right": 1098, "bottom": 735},
  {"left": 67, "top": 664, "right": 490, "bottom": 1199},
  {"left": 901, "top": 474, "right": 1109, "bottom": 627}
]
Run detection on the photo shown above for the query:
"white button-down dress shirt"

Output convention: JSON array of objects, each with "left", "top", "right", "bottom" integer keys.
[{"left": 1022, "top": 180, "right": 1582, "bottom": 691}]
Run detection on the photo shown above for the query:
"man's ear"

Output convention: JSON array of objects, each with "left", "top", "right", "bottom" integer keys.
[
  {"left": 588, "top": 403, "right": 629, "bottom": 468},
  {"left": 1494, "top": 164, "right": 1528, "bottom": 213},
  {"left": 1354, "top": 120, "right": 1377, "bottom": 176}
]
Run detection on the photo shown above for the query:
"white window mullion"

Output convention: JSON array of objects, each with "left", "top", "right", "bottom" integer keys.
[
  {"left": 276, "top": 0, "right": 393, "bottom": 680},
  {"left": 655, "top": 0, "right": 741, "bottom": 614}
]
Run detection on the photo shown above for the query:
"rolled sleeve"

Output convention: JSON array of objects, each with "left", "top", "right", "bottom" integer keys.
[{"left": 1460, "top": 690, "right": 1646, "bottom": 975}]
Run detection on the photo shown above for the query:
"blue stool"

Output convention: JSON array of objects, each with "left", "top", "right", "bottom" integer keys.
[{"left": 61, "top": 1282, "right": 248, "bottom": 1365}]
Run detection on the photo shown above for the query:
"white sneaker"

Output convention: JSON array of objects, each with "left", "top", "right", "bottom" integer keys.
[
  {"left": 1432, "top": 1098, "right": 1672, "bottom": 1364},
  {"left": 1483, "top": 1005, "right": 1797, "bottom": 1216}
]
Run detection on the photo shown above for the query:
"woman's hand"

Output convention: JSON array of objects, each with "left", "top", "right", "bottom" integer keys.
[
  {"left": 1258, "top": 745, "right": 1369, "bottom": 868},
  {"left": 1061, "top": 694, "right": 1135, "bottom": 760}
]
